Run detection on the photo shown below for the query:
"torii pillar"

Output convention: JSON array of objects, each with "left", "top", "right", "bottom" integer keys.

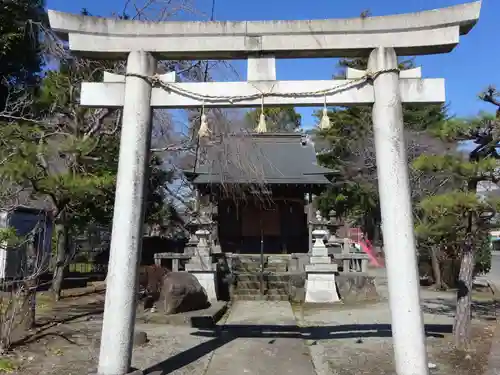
[
  {"left": 370, "top": 47, "right": 427, "bottom": 374},
  {"left": 48, "top": 3, "right": 481, "bottom": 375},
  {"left": 98, "top": 51, "right": 156, "bottom": 375}
]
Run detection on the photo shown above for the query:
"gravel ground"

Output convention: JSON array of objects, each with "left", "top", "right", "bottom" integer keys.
[
  {"left": 294, "top": 299, "right": 496, "bottom": 375},
  {"left": 2, "top": 275, "right": 498, "bottom": 375},
  {"left": 293, "top": 267, "right": 498, "bottom": 375},
  {"left": 10, "top": 317, "right": 217, "bottom": 375},
  {"left": 6, "top": 287, "right": 222, "bottom": 375}
]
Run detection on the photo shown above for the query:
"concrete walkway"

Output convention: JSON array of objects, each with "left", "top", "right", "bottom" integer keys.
[
  {"left": 204, "top": 301, "right": 316, "bottom": 375},
  {"left": 484, "top": 252, "right": 500, "bottom": 289}
]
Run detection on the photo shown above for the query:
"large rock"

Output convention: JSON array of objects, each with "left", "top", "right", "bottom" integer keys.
[
  {"left": 133, "top": 330, "right": 148, "bottom": 346},
  {"left": 139, "top": 265, "right": 167, "bottom": 294},
  {"left": 156, "top": 272, "right": 210, "bottom": 314},
  {"left": 336, "top": 274, "right": 379, "bottom": 303},
  {"left": 139, "top": 265, "right": 168, "bottom": 309}
]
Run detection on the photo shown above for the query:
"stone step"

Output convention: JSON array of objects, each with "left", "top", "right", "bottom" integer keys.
[
  {"left": 234, "top": 287, "right": 289, "bottom": 295},
  {"left": 265, "top": 289, "right": 289, "bottom": 296},
  {"left": 234, "top": 281, "right": 262, "bottom": 289},
  {"left": 233, "top": 259, "right": 288, "bottom": 267},
  {"left": 235, "top": 283, "right": 288, "bottom": 291},
  {"left": 235, "top": 275, "right": 290, "bottom": 283},
  {"left": 233, "top": 285, "right": 289, "bottom": 292},
  {"left": 232, "top": 289, "right": 262, "bottom": 296},
  {"left": 235, "top": 273, "right": 291, "bottom": 282},
  {"left": 236, "top": 256, "right": 290, "bottom": 262},
  {"left": 232, "top": 294, "right": 290, "bottom": 302},
  {"left": 233, "top": 288, "right": 288, "bottom": 294},
  {"left": 235, "top": 282, "right": 288, "bottom": 290},
  {"left": 234, "top": 267, "right": 288, "bottom": 273},
  {"left": 269, "top": 268, "right": 288, "bottom": 273}
]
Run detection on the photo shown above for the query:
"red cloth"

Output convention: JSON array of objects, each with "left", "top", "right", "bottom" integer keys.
[{"left": 358, "top": 238, "right": 383, "bottom": 268}]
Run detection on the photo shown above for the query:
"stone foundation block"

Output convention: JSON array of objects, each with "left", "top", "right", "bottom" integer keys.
[
  {"left": 305, "top": 273, "right": 340, "bottom": 303},
  {"left": 190, "top": 271, "right": 217, "bottom": 300}
]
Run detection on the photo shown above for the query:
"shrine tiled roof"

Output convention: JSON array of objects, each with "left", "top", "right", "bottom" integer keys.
[{"left": 184, "top": 133, "right": 338, "bottom": 185}]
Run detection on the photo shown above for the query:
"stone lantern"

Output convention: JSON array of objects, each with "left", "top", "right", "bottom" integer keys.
[
  {"left": 184, "top": 211, "right": 217, "bottom": 300},
  {"left": 184, "top": 211, "right": 214, "bottom": 256},
  {"left": 325, "top": 210, "right": 342, "bottom": 244},
  {"left": 304, "top": 228, "right": 340, "bottom": 304}
]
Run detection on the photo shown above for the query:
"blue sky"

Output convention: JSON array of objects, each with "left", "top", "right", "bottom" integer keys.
[{"left": 46, "top": 0, "right": 499, "bottom": 130}]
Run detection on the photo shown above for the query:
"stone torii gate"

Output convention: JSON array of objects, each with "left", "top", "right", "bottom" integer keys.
[{"left": 48, "top": 2, "right": 481, "bottom": 375}]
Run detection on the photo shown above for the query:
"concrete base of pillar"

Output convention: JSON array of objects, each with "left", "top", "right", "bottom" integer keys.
[
  {"left": 189, "top": 271, "right": 217, "bottom": 300},
  {"left": 305, "top": 271, "right": 340, "bottom": 304}
]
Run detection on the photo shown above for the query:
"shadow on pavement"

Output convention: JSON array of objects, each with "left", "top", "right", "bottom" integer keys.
[{"left": 143, "top": 323, "right": 452, "bottom": 374}]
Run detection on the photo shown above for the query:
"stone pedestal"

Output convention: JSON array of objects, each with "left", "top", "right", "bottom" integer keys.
[
  {"left": 188, "top": 271, "right": 217, "bottom": 301},
  {"left": 305, "top": 269, "right": 340, "bottom": 303},
  {"left": 185, "top": 229, "right": 217, "bottom": 300},
  {"left": 310, "top": 256, "right": 331, "bottom": 264},
  {"left": 305, "top": 229, "right": 340, "bottom": 303}
]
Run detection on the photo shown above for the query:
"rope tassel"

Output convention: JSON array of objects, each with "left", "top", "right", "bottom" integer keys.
[
  {"left": 255, "top": 96, "right": 267, "bottom": 133},
  {"left": 256, "top": 112, "right": 267, "bottom": 133},
  {"left": 319, "top": 95, "right": 331, "bottom": 130},
  {"left": 319, "top": 107, "right": 331, "bottom": 130},
  {"left": 198, "top": 111, "right": 211, "bottom": 138}
]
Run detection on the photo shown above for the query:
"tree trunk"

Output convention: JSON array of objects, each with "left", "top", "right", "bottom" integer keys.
[
  {"left": 23, "top": 279, "right": 37, "bottom": 330},
  {"left": 22, "top": 239, "right": 37, "bottom": 330},
  {"left": 453, "top": 246, "right": 474, "bottom": 349},
  {"left": 430, "top": 246, "right": 445, "bottom": 290},
  {"left": 51, "top": 214, "right": 69, "bottom": 301},
  {"left": 453, "top": 181, "right": 479, "bottom": 349}
]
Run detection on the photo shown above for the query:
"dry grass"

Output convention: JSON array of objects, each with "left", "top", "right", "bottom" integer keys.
[
  {"left": 324, "top": 323, "right": 498, "bottom": 375},
  {"left": 430, "top": 323, "right": 497, "bottom": 374}
]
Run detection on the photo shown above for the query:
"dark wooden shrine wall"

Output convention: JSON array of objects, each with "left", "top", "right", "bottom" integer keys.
[{"left": 217, "top": 197, "right": 308, "bottom": 254}]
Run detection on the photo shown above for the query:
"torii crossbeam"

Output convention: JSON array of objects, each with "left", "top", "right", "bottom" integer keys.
[
  {"left": 49, "top": 2, "right": 479, "bottom": 59},
  {"left": 81, "top": 61, "right": 444, "bottom": 108}
]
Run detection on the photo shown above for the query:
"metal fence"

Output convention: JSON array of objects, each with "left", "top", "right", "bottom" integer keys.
[
  {"left": 68, "top": 250, "right": 109, "bottom": 274},
  {"left": 66, "top": 229, "right": 189, "bottom": 276},
  {"left": 67, "top": 226, "right": 110, "bottom": 276}
]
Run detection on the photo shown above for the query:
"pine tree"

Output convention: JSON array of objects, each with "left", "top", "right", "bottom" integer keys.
[
  {"left": 0, "top": 54, "right": 175, "bottom": 299},
  {"left": 413, "top": 90, "right": 500, "bottom": 348},
  {"left": 314, "top": 57, "right": 448, "bottom": 242},
  {"left": 414, "top": 86, "right": 500, "bottom": 347},
  {"left": 414, "top": 149, "right": 498, "bottom": 348},
  {"left": 0, "top": 0, "right": 47, "bottom": 109}
]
